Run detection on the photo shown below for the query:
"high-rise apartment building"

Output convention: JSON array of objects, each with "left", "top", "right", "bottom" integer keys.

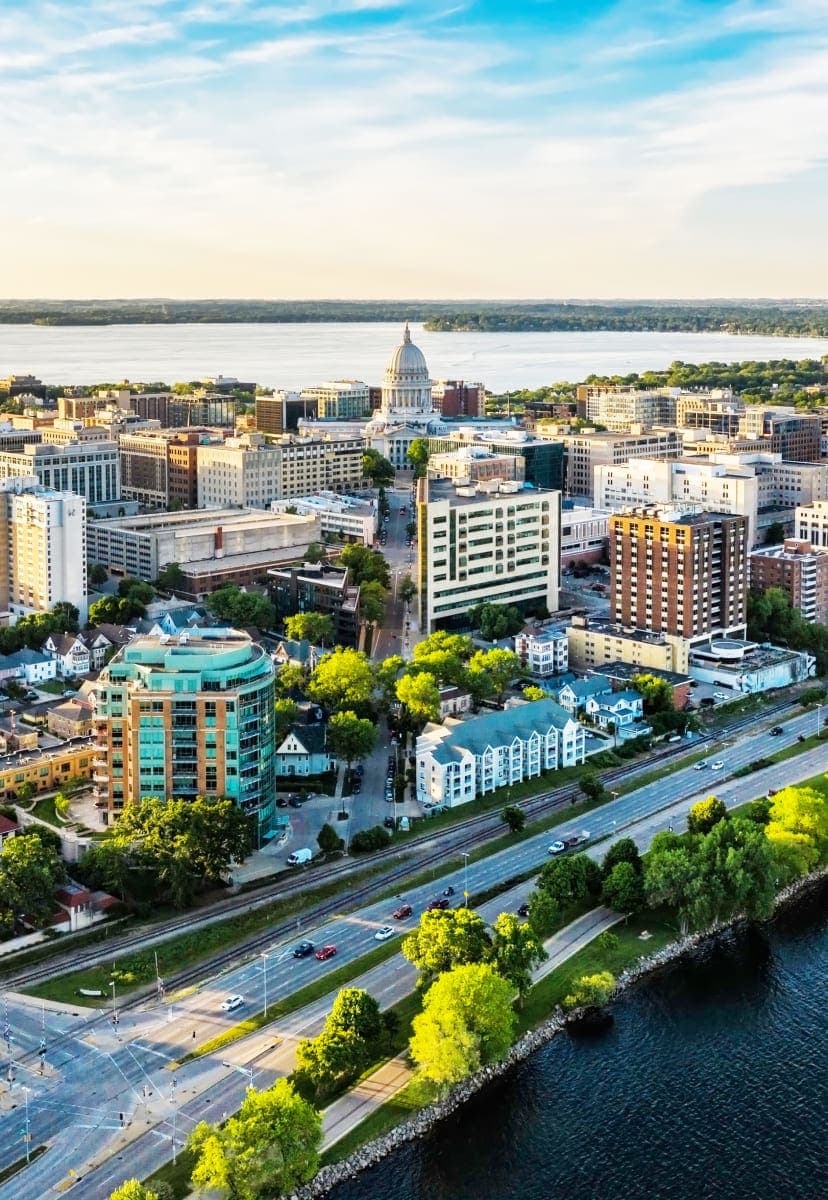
[
  {"left": 610, "top": 507, "right": 748, "bottom": 640},
  {"left": 92, "top": 631, "right": 276, "bottom": 834},
  {"left": 0, "top": 480, "right": 87, "bottom": 624},
  {"left": 416, "top": 477, "right": 560, "bottom": 634},
  {"left": 576, "top": 385, "right": 677, "bottom": 430},
  {"left": 0, "top": 441, "right": 120, "bottom": 506},
  {"left": 749, "top": 540, "right": 828, "bottom": 624}
]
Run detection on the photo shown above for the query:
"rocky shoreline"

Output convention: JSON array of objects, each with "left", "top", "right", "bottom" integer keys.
[{"left": 290, "top": 867, "right": 828, "bottom": 1200}]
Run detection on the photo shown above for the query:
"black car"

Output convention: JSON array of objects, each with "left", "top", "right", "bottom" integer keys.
[
  {"left": 352, "top": 782, "right": 361, "bottom": 794},
  {"left": 769, "top": 726, "right": 783, "bottom": 736},
  {"left": 384, "top": 816, "right": 395, "bottom": 829},
  {"left": 517, "top": 902, "right": 530, "bottom": 918},
  {"left": 288, "top": 795, "right": 303, "bottom": 808},
  {"left": 293, "top": 941, "right": 315, "bottom": 958},
  {"left": 355, "top": 764, "right": 364, "bottom": 776}
]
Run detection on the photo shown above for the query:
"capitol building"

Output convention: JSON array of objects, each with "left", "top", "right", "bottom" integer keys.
[{"left": 365, "top": 323, "right": 447, "bottom": 469}]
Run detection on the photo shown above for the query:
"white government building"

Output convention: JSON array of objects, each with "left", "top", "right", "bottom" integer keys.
[
  {"left": 365, "top": 324, "right": 447, "bottom": 469},
  {"left": 416, "top": 698, "right": 585, "bottom": 808}
]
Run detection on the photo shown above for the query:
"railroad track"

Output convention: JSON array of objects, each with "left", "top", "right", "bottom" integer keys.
[{"left": 2, "top": 694, "right": 799, "bottom": 995}]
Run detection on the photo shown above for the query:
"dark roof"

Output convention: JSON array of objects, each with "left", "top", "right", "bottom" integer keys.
[
  {"left": 279, "top": 723, "right": 326, "bottom": 755},
  {"left": 587, "top": 662, "right": 691, "bottom": 687}
]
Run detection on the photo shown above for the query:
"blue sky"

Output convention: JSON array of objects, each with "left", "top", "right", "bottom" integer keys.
[{"left": 1, "top": 0, "right": 826, "bottom": 297}]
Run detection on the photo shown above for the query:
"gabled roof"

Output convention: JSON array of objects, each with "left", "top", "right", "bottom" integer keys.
[
  {"left": 424, "top": 698, "right": 577, "bottom": 765},
  {"left": 277, "top": 723, "right": 326, "bottom": 756},
  {"left": 561, "top": 676, "right": 611, "bottom": 699},
  {"left": 84, "top": 623, "right": 133, "bottom": 647},
  {"left": 45, "top": 633, "right": 87, "bottom": 656},
  {"left": 610, "top": 689, "right": 643, "bottom": 705},
  {"left": 5, "top": 647, "right": 50, "bottom": 666}
]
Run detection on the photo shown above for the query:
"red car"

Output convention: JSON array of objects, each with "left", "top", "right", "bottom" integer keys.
[
  {"left": 315, "top": 944, "right": 337, "bottom": 961},
  {"left": 393, "top": 903, "right": 412, "bottom": 920},
  {"left": 425, "top": 897, "right": 450, "bottom": 912}
]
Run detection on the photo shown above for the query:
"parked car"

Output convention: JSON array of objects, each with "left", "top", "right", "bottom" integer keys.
[
  {"left": 710, "top": 760, "right": 724, "bottom": 771},
  {"left": 288, "top": 794, "right": 303, "bottom": 808},
  {"left": 315, "top": 945, "right": 337, "bottom": 961},
  {"left": 220, "top": 994, "right": 245, "bottom": 1013},
  {"left": 393, "top": 903, "right": 412, "bottom": 920},
  {"left": 355, "top": 764, "right": 364, "bottom": 775},
  {"left": 276, "top": 796, "right": 288, "bottom": 807},
  {"left": 293, "top": 941, "right": 315, "bottom": 958},
  {"left": 769, "top": 726, "right": 783, "bottom": 736},
  {"left": 713, "top": 691, "right": 727, "bottom": 700},
  {"left": 384, "top": 816, "right": 396, "bottom": 829},
  {"left": 425, "top": 897, "right": 450, "bottom": 911},
  {"left": 667, "top": 734, "right": 682, "bottom": 742},
  {"left": 374, "top": 925, "right": 396, "bottom": 941}
]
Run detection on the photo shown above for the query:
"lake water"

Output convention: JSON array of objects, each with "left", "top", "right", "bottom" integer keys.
[
  {"left": 1, "top": 324, "right": 826, "bottom": 393},
  {"left": 331, "top": 885, "right": 828, "bottom": 1200}
]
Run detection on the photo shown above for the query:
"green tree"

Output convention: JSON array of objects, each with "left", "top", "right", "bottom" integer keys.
[
  {"left": 0, "top": 830, "right": 66, "bottom": 931},
  {"left": 187, "top": 1079, "right": 321, "bottom": 1200},
  {"left": 538, "top": 852, "right": 600, "bottom": 910},
  {"left": 349, "top": 825, "right": 391, "bottom": 853},
  {"left": 563, "top": 970, "right": 616, "bottom": 1010},
  {"left": 526, "top": 888, "right": 560, "bottom": 938},
  {"left": 304, "top": 541, "right": 326, "bottom": 564},
  {"left": 688, "top": 817, "right": 779, "bottom": 929},
  {"left": 274, "top": 698, "right": 299, "bottom": 743},
  {"left": 501, "top": 805, "right": 526, "bottom": 833},
  {"left": 765, "top": 785, "right": 828, "bottom": 876},
  {"left": 275, "top": 662, "right": 307, "bottom": 698},
  {"left": 601, "top": 837, "right": 642, "bottom": 878},
  {"left": 326, "top": 709, "right": 376, "bottom": 767},
  {"left": 154, "top": 562, "right": 185, "bottom": 592},
  {"left": 375, "top": 655, "right": 405, "bottom": 706},
  {"left": 579, "top": 772, "right": 605, "bottom": 802},
  {"left": 396, "top": 671, "right": 441, "bottom": 723},
  {"left": 358, "top": 580, "right": 387, "bottom": 628},
  {"left": 630, "top": 673, "right": 674, "bottom": 714},
  {"left": 399, "top": 574, "right": 417, "bottom": 603},
  {"left": 317, "top": 823, "right": 344, "bottom": 855},
  {"left": 89, "top": 563, "right": 108, "bottom": 587},
  {"left": 491, "top": 911, "right": 546, "bottom": 1000},
  {"left": 406, "top": 437, "right": 430, "bottom": 477},
  {"left": 337, "top": 543, "right": 390, "bottom": 588},
  {"left": 402, "top": 907, "right": 493, "bottom": 986},
  {"left": 295, "top": 987, "right": 383, "bottom": 1097},
  {"left": 413, "top": 630, "right": 473, "bottom": 662},
  {"left": 107, "top": 1182, "right": 160, "bottom": 1200},
  {"left": 117, "top": 577, "right": 154, "bottom": 606},
  {"left": 522, "top": 685, "right": 548, "bottom": 702},
  {"left": 687, "top": 796, "right": 729, "bottom": 835},
  {"left": 468, "top": 648, "right": 523, "bottom": 702},
  {"left": 362, "top": 449, "right": 394, "bottom": 486},
  {"left": 643, "top": 833, "right": 699, "bottom": 935},
  {"left": 205, "top": 585, "right": 275, "bottom": 630},
  {"left": 468, "top": 602, "right": 524, "bottom": 641},
  {"left": 601, "top": 861, "right": 644, "bottom": 913},
  {"left": 307, "top": 648, "right": 374, "bottom": 712},
  {"left": 799, "top": 685, "right": 827, "bottom": 707},
  {"left": 764, "top": 521, "right": 786, "bottom": 545},
  {"left": 409, "top": 963, "right": 516, "bottom": 1088},
  {"left": 283, "top": 613, "right": 335, "bottom": 647}
]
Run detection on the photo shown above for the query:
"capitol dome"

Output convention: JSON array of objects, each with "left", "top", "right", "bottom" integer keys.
[{"left": 385, "top": 322, "right": 429, "bottom": 381}]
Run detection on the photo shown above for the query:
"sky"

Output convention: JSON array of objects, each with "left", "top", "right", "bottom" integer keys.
[{"left": 1, "top": 0, "right": 827, "bottom": 299}]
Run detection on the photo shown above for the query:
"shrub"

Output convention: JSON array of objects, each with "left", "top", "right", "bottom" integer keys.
[{"left": 349, "top": 826, "right": 392, "bottom": 853}]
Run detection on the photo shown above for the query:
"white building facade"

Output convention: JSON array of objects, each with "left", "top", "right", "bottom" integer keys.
[
  {"left": 514, "top": 626, "right": 569, "bottom": 677},
  {"left": 365, "top": 324, "right": 447, "bottom": 469},
  {"left": 0, "top": 481, "right": 87, "bottom": 624}
]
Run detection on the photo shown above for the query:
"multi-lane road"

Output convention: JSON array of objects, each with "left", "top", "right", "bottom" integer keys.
[{"left": 1, "top": 706, "right": 825, "bottom": 1198}]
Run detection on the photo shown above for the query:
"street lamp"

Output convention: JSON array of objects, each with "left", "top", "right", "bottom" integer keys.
[
  {"left": 22, "top": 1085, "right": 31, "bottom": 1164},
  {"left": 261, "top": 951, "right": 270, "bottom": 1018},
  {"left": 222, "top": 1061, "right": 255, "bottom": 1085},
  {"left": 109, "top": 979, "right": 120, "bottom": 1039},
  {"left": 461, "top": 851, "right": 470, "bottom": 907},
  {"left": 817, "top": 703, "right": 822, "bottom": 738}
]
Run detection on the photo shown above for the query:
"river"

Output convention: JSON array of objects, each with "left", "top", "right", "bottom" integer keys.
[
  {"left": 330, "top": 886, "right": 828, "bottom": 1200},
  {"left": 1, "top": 324, "right": 826, "bottom": 392}
]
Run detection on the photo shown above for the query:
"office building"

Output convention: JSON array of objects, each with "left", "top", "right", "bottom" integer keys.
[
  {"left": 738, "top": 407, "right": 822, "bottom": 462},
  {"left": 0, "top": 441, "right": 120, "bottom": 506},
  {"left": 88, "top": 507, "right": 320, "bottom": 591},
  {"left": 610, "top": 507, "right": 748, "bottom": 641},
  {"left": 428, "top": 427, "right": 566, "bottom": 491},
  {"left": 432, "top": 380, "right": 484, "bottom": 419},
  {"left": 41, "top": 420, "right": 113, "bottom": 446},
  {"left": 560, "top": 505, "right": 610, "bottom": 565},
  {"left": 0, "top": 480, "right": 87, "bottom": 624},
  {"left": 416, "top": 698, "right": 585, "bottom": 809},
  {"left": 675, "top": 392, "right": 744, "bottom": 433},
  {"left": 559, "top": 429, "right": 684, "bottom": 498},
  {"left": 301, "top": 381, "right": 371, "bottom": 420},
  {"left": 576, "top": 385, "right": 677, "bottom": 430},
  {"left": 92, "top": 630, "right": 276, "bottom": 834},
  {"left": 271, "top": 492, "right": 376, "bottom": 546},
  {"left": 268, "top": 562, "right": 360, "bottom": 647},
  {"left": 196, "top": 433, "right": 363, "bottom": 510},
  {"left": 0, "top": 427, "right": 43, "bottom": 454},
  {"left": 168, "top": 393, "right": 236, "bottom": 429},
  {"left": 119, "top": 429, "right": 221, "bottom": 510},
  {"left": 796, "top": 501, "right": 828, "bottom": 548},
  {"left": 429, "top": 447, "right": 524, "bottom": 485},
  {"left": 416, "top": 477, "right": 560, "bottom": 634}
]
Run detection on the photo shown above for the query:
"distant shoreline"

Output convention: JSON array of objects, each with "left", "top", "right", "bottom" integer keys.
[{"left": 0, "top": 300, "right": 827, "bottom": 339}]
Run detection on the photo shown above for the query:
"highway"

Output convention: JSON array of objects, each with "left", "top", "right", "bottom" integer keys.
[{"left": 0, "top": 707, "right": 825, "bottom": 1198}]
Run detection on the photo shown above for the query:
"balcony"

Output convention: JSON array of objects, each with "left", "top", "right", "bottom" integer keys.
[
  {"left": 92, "top": 769, "right": 109, "bottom": 784},
  {"left": 92, "top": 757, "right": 108, "bottom": 769}
]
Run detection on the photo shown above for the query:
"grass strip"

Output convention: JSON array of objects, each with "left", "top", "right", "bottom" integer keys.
[
  {"left": 0, "top": 1145, "right": 47, "bottom": 1185},
  {"left": 23, "top": 862, "right": 392, "bottom": 1007}
]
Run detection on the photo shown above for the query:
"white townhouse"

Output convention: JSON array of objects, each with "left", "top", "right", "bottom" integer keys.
[
  {"left": 514, "top": 626, "right": 569, "bottom": 678},
  {"left": 416, "top": 697, "right": 585, "bottom": 809},
  {"left": 584, "top": 688, "right": 644, "bottom": 730}
]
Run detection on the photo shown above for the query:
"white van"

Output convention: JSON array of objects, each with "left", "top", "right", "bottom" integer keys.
[{"left": 287, "top": 848, "right": 313, "bottom": 866}]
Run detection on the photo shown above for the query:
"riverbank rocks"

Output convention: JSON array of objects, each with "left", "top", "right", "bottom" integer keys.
[{"left": 290, "top": 866, "right": 828, "bottom": 1200}]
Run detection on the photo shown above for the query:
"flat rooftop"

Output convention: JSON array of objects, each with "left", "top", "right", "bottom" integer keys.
[{"left": 427, "top": 478, "right": 555, "bottom": 506}]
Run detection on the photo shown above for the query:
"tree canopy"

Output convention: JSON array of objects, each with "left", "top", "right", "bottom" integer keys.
[
  {"left": 205, "top": 584, "right": 275, "bottom": 630},
  {"left": 396, "top": 671, "right": 441, "bottom": 724},
  {"left": 402, "top": 907, "right": 493, "bottom": 985},
  {"left": 326, "top": 709, "right": 376, "bottom": 765},
  {"left": 306, "top": 648, "right": 374, "bottom": 713},
  {"left": 765, "top": 785, "right": 828, "bottom": 877},
  {"left": 295, "top": 987, "right": 383, "bottom": 1097},
  {"left": 490, "top": 912, "right": 546, "bottom": 999},
  {"left": 283, "top": 612, "right": 335, "bottom": 647},
  {"left": 0, "top": 830, "right": 66, "bottom": 937},
  {"left": 687, "top": 796, "right": 729, "bottom": 835},
  {"left": 468, "top": 601, "right": 524, "bottom": 642}
]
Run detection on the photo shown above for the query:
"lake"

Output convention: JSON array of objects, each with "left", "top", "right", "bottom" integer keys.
[
  {"left": 330, "top": 885, "right": 828, "bottom": 1200},
  {"left": 1, "top": 324, "right": 826, "bottom": 392}
]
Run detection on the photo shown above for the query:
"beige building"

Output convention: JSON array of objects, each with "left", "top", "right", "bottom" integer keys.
[
  {"left": 0, "top": 479, "right": 88, "bottom": 624},
  {"left": 576, "top": 386, "right": 677, "bottom": 430},
  {"left": 416, "top": 477, "right": 560, "bottom": 634},
  {"left": 796, "top": 501, "right": 828, "bottom": 548},
  {"left": 567, "top": 615, "right": 690, "bottom": 674},
  {"left": 429, "top": 447, "right": 524, "bottom": 484},
  {"left": 559, "top": 429, "right": 684, "bottom": 497},
  {"left": 196, "top": 432, "right": 363, "bottom": 510},
  {"left": 301, "top": 381, "right": 371, "bottom": 420}
]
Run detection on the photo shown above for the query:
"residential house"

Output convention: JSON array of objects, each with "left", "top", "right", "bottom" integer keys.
[
  {"left": 5, "top": 647, "right": 57, "bottom": 685},
  {"left": 438, "top": 685, "right": 473, "bottom": 719},
  {"left": 141, "top": 606, "right": 213, "bottom": 639},
  {"left": 47, "top": 698, "right": 95, "bottom": 741},
  {"left": 81, "top": 625, "right": 133, "bottom": 670},
  {"left": 556, "top": 675, "right": 612, "bottom": 714},
  {"left": 584, "top": 688, "right": 645, "bottom": 731},
  {"left": 275, "top": 719, "right": 335, "bottom": 777},
  {"left": 514, "top": 625, "right": 569, "bottom": 678},
  {"left": 0, "top": 814, "right": 18, "bottom": 846},
  {"left": 416, "top": 697, "right": 585, "bottom": 809},
  {"left": 0, "top": 655, "right": 22, "bottom": 687},
  {"left": 42, "top": 633, "right": 91, "bottom": 679},
  {"left": 586, "top": 662, "right": 691, "bottom": 711}
]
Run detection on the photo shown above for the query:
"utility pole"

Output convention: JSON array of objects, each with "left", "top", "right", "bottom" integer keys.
[
  {"left": 261, "top": 951, "right": 270, "bottom": 1017},
  {"left": 461, "top": 851, "right": 470, "bottom": 907},
  {"left": 23, "top": 1085, "right": 31, "bottom": 1163}
]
